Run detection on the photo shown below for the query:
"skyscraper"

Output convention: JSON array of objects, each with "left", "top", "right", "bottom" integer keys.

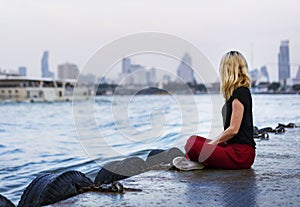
[
  {"left": 177, "top": 53, "right": 195, "bottom": 84},
  {"left": 122, "top": 58, "right": 131, "bottom": 74},
  {"left": 250, "top": 69, "right": 259, "bottom": 83},
  {"left": 260, "top": 66, "right": 270, "bottom": 82},
  {"left": 296, "top": 66, "right": 300, "bottom": 79},
  {"left": 278, "top": 40, "right": 290, "bottom": 81},
  {"left": 57, "top": 62, "right": 79, "bottom": 79},
  {"left": 41, "top": 51, "right": 54, "bottom": 78},
  {"left": 147, "top": 67, "right": 157, "bottom": 85}
]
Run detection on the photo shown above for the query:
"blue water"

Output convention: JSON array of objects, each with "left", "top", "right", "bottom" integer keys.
[{"left": 0, "top": 94, "right": 299, "bottom": 205}]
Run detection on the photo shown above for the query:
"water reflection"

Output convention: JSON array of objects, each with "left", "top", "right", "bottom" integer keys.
[
  {"left": 184, "top": 169, "right": 257, "bottom": 207},
  {"left": 219, "top": 169, "right": 257, "bottom": 207}
]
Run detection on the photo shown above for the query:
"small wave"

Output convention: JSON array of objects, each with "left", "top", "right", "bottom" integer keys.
[
  {"left": 1, "top": 160, "right": 47, "bottom": 173},
  {"left": 95, "top": 98, "right": 112, "bottom": 104},
  {"left": 99, "top": 121, "right": 115, "bottom": 128},
  {"left": 40, "top": 153, "right": 66, "bottom": 158},
  {"left": 0, "top": 122, "right": 15, "bottom": 126},
  {"left": 111, "top": 142, "right": 129, "bottom": 148},
  {"left": 0, "top": 148, "right": 24, "bottom": 156},
  {"left": 42, "top": 158, "right": 96, "bottom": 174},
  {"left": 128, "top": 149, "right": 153, "bottom": 157},
  {"left": 157, "top": 132, "right": 179, "bottom": 142},
  {"left": 132, "top": 122, "right": 151, "bottom": 129}
]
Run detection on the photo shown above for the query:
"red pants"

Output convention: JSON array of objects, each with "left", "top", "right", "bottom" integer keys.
[{"left": 184, "top": 135, "right": 255, "bottom": 169}]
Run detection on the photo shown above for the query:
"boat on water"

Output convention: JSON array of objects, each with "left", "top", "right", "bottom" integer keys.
[{"left": 0, "top": 77, "right": 91, "bottom": 102}]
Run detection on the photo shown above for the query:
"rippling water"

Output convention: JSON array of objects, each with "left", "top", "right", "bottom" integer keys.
[{"left": 0, "top": 94, "right": 299, "bottom": 205}]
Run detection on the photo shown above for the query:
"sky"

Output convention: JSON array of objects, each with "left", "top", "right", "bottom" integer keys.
[{"left": 0, "top": 0, "right": 300, "bottom": 82}]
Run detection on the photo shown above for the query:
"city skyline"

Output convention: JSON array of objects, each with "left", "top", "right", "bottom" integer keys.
[
  {"left": 2, "top": 40, "right": 299, "bottom": 83},
  {"left": 2, "top": 45, "right": 300, "bottom": 85}
]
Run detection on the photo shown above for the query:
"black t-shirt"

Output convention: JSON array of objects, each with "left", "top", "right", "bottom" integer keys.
[{"left": 222, "top": 87, "right": 256, "bottom": 147}]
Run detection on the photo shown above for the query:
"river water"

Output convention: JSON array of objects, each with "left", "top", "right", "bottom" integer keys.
[{"left": 0, "top": 94, "right": 299, "bottom": 205}]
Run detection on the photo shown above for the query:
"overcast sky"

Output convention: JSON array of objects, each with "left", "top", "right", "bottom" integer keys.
[{"left": 0, "top": 0, "right": 299, "bottom": 81}]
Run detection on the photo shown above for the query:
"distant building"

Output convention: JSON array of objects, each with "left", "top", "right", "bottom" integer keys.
[
  {"left": 129, "top": 64, "right": 145, "bottom": 85},
  {"left": 130, "top": 64, "right": 144, "bottom": 73},
  {"left": 41, "top": 51, "right": 54, "bottom": 78},
  {"left": 18, "top": 66, "right": 27, "bottom": 76},
  {"left": 122, "top": 58, "right": 131, "bottom": 74},
  {"left": 260, "top": 66, "right": 270, "bottom": 82},
  {"left": 120, "top": 57, "right": 150, "bottom": 85},
  {"left": 250, "top": 69, "right": 259, "bottom": 83},
  {"left": 296, "top": 66, "right": 300, "bottom": 79},
  {"left": 146, "top": 67, "right": 157, "bottom": 85},
  {"left": 177, "top": 53, "right": 195, "bottom": 84},
  {"left": 78, "top": 73, "right": 96, "bottom": 84},
  {"left": 278, "top": 40, "right": 290, "bottom": 81},
  {"left": 132, "top": 69, "right": 147, "bottom": 85},
  {"left": 57, "top": 62, "right": 79, "bottom": 80},
  {"left": 163, "top": 75, "right": 171, "bottom": 84},
  {"left": 287, "top": 65, "right": 300, "bottom": 86},
  {"left": 41, "top": 51, "right": 49, "bottom": 77}
]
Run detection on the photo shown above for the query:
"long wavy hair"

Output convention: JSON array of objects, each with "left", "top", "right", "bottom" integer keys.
[{"left": 219, "top": 51, "right": 251, "bottom": 100}]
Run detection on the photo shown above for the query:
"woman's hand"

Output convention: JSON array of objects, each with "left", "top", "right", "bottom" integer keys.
[{"left": 208, "top": 139, "right": 219, "bottom": 145}]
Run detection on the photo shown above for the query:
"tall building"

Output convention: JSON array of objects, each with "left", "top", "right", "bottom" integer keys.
[
  {"left": 18, "top": 66, "right": 27, "bottom": 76},
  {"left": 122, "top": 58, "right": 131, "bottom": 74},
  {"left": 296, "top": 66, "right": 300, "bottom": 79},
  {"left": 250, "top": 68, "right": 259, "bottom": 83},
  {"left": 121, "top": 57, "right": 149, "bottom": 85},
  {"left": 177, "top": 53, "right": 195, "bottom": 84},
  {"left": 57, "top": 62, "right": 79, "bottom": 79},
  {"left": 260, "top": 66, "right": 270, "bottom": 82},
  {"left": 128, "top": 64, "right": 145, "bottom": 85},
  {"left": 147, "top": 67, "right": 157, "bottom": 85},
  {"left": 132, "top": 69, "right": 147, "bottom": 85},
  {"left": 278, "top": 40, "right": 290, "bottom": 81},
  {"left": 41, "top": 51, "right": 54, "bottom": 78}
]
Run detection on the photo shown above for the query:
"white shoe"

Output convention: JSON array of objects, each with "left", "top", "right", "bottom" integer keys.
[{"left": 172, "top": 156, "right": 204, "bottom": 171}]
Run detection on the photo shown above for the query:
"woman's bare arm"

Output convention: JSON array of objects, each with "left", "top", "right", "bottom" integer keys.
[{"left": 208, "top": 99, "right": 244, "bottom": 145}]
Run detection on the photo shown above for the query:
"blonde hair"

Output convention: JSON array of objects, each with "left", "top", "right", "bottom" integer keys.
[{"left": 219, "top": 51, "right": 251, "bottom": 100}]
